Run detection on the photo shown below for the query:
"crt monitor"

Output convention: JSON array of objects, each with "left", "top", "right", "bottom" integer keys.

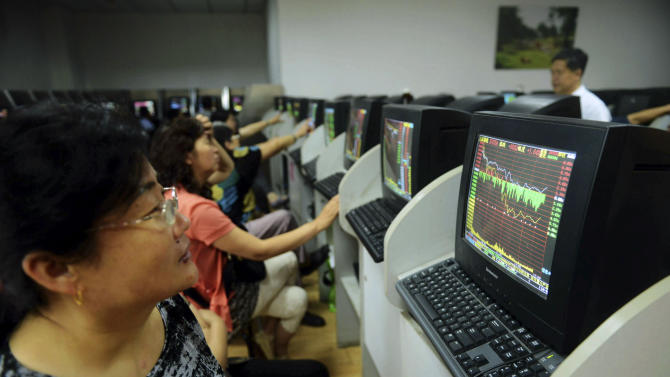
[
  {"left": 498, "top": 94, "right": 580, "bottom": 118},
  {"left": 412, "top": 94, "right": 455, "bottom": 107},
  {"left": 307, "top": 99, "right": 325, "bottom": 129},
  {"left": 323, "top": 100, "right": 350, "bottom": 146},
  {"left": 169, "top": 96, "right": 189, "bottom": 113},
  {"left": 284, "top": 96, "right": 293, "bottom": 114},
  {"left": 231, "top": 95, "right": 244, "bottom": 112},
  {"left": 501, "top": 91, "right": 524, "bottom": 104},
  {"left": 31, "top": 90, "right": 51, "bottom": 102},
  {"left": 447, "top": 95, "right": 504, "bottom": 113},
  {"left": 381, "top": 104, "right": 471, "bottom": 206},
  {"left": 274, "top": 96, "right": 285, "bottom": 112},
  {"left": 291, "top": 98, "right": 309, "bottom": 122},
  {"left": 455, "top": 111, "right": 670, "bottom": 355},
  {"left": 8, "top": 90, "right": 35, "bottom": 107},
  {"left": 133, "top": 100, "right": 156, "bottom": 117},
  {"left": 343, "top": 97, "right": 385, "bottom": 169}
]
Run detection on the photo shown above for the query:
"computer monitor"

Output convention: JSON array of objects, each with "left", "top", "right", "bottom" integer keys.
[
  {"left": 168, "top": 96, "right": 189, "bottom": 113},
  {"left": 447, "top": 95, "right": 504, "bottom": 113},
  {"left": 51, "top": 90, "right": 71, "bottom": 103},
  {"left": 501, "top": 91, "right": 524, "bottom": 104},
  {"left": 323, "top": 100, "right": 350, "bottom": 146},
  {"left": 8, "top": 90, "right": 35, "bottom": 107},
  {"left": 498, "top": 94, "right": 580, "bottom": 118},
  {"left": 455, "top": 111, "right": 670, "bottom": 355},
  {"left": 282, "top": 96, "right": 293, "bottom": 116},
  {"left": 133, "top": 100, "right": 156, "bottom": 117},
  {"left": 307, "top": 99, "right": 325, "bottom": 129},
  {"left": 274, "top": 96, "right": 285, "bottom": 112},
  {"left": 381, "top": 104, "right": 471, "bottom": 206},
  {"left": 412, "top": 94, "right": 456, "bottom": 107},
  {"left": 231, "top": 95, "right": 244, "bottom": 112},
  {"left": 0, "top": 90, "right": 13, "bottom": 112},
  {"left": 615, "top": 93, "right": 650, "bottom": 117},
  {"left": 343, "top": 98, "right": 385, "bottom": 169},
  {"left": 31, "top": 90, "right": 51, "bottom": 102},
  {"left": 291, "top": 98, "right": 309, "bottom": 122}
]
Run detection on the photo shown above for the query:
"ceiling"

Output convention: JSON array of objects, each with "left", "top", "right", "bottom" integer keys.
[{"left": 37, "top": 0, "right": 267, "bottom": 14}]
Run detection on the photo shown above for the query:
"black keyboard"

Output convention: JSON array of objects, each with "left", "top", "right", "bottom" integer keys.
[
  {"left": 396, "top": 258, "right": 564, "bottom": 377},
  {"left": 289, "top": 149, "right": 301, "bottom": 165},
  {"left": 345, "top": 198, "right": 404, "bottom": 262},
  {"left": 314, "top": 172, "right": 344, "bottom": 199},
  {"left": 301, "top": 159, "right": 317, "bottom": 184}
]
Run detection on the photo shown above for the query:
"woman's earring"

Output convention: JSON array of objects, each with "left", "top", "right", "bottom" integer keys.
[{"left": 74, "top": 287, "right": 84, "bottom": 306}]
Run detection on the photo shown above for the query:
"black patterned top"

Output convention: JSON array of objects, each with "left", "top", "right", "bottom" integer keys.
[{"left": 0, "top": 295, "right": 227, "bottom": 377}]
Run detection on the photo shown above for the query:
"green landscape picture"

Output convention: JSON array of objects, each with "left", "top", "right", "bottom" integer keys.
[{"left": 495, "top": 6, "right": 579, "bottom": 69}]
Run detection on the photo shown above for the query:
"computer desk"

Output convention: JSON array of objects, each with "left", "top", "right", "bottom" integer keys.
[
  {"left": 261, "top": 110, "right": 294, "bottom": 195},
  {"left": 312, "top": 133, "right": 362, "bottom": 346},
  {"left": 382, "top": 164, "right": 670, "bottom": 376}
]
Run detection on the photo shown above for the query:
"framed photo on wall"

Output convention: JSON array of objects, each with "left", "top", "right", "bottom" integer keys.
[{"left": 495, "top": 6, "right": 579, "bottom": 69}]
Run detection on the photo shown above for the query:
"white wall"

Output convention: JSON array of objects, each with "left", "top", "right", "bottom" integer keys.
[
  {"left": 273, "top": 0, "right": 670, "bottom": 99},
  {"left": 69, "top": 12, "right": 268, "bottom": 90}
]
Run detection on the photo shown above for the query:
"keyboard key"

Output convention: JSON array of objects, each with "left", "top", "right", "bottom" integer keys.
[
  {"left": 481, "top": 327, "right": 496, "bottom": 339},
  {"left": 466, "top": 327, "right": 484, "bottom": 344},
  {"left": 462, "top": 359, "right": 475, "bottom": 369},
  {"left": 448, "top": 340, "right": 464, "bottom": 353},
  {"left": 518, "top": 368, "right": 533, "bottom": 377},
  {"left": 473, "top": 354, "right": 488, "bottom": 366},
  {"left": 455, "top": 353, "right": 470, "bottom": 362},
  {"left": 466, "top": 367, "right": 480, "bottom": 376},
  {"left": 416, "top": 294, "right": 439, "bottom": 321},
  {"left": 490, "top": 320, "right": 506, "bottom": 334},
  {"left": 454, "top": 329, "right": 474, "bottom": 348}
]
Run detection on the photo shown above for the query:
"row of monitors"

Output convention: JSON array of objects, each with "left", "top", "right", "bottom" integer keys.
[
  {"left": 314, "top": 96, "right": 669, "bottom": 357},
  {"left": 0, "top": 90, "right": 245, "bottom": 118}
]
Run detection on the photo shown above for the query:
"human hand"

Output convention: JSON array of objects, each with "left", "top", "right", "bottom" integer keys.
[
  {"left": 314, "top": 195, "right": 340, "bottom": 231},
  {"left": 295, "top": 121, "right": 312, "bottom": 138},
  {"left": 196, "top": 114, "right": 213, "bottom": 135},
  {"left": 269, "top": 113, "right": 282, "bottom": 125}
]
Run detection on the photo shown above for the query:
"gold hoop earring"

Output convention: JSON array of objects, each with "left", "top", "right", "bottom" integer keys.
[{"left": 74, "top": 287, "right": 84, "bottom": 306}]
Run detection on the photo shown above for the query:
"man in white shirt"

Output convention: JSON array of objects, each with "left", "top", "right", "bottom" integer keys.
[{"left": 551, "top": 48, "right": 612, "bottom": 122}]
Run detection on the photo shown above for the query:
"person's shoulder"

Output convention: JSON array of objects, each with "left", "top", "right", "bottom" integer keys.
[
  {"left": 152, "top": 296, "right": 226, "bottom": 376},
  {"left": 232, "top": 146, "right": 250, "bottom": 158}
]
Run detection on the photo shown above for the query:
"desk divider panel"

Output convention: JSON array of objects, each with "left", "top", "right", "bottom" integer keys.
[
  {"left": 384, "top": 166, "right": 463, "bottom": 308},
  {"left": 337, "top": 145, "right": 382, "bottom": 238}
]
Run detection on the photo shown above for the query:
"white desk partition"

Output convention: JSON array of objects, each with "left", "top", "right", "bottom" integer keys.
[
  {"left": 315, "top": 133, "right": 346, "bottom": 181},
  {"left": 384, "top": 166, "right": 463, "bottom": 308},
  {"left": 300, "top": 125, "right": 326, "bottom": 164},
  {"left": 267, "top": 114, "right": 295, "bottom": 194},
  {"left": 553, "top": 275, "right": 670, "bottom": 377},
  {"left": 337, "top": 145, "right": 382, "bottom": 238}
]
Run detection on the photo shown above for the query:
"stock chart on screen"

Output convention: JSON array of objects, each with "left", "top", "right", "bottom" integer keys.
[{"left": 464, "top": 135, "right": 576, "bottom": 298}]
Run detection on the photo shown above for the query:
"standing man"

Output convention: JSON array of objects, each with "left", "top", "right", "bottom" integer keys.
[{"left": 551, "top": 48, "right": 611, "bottom": 122}]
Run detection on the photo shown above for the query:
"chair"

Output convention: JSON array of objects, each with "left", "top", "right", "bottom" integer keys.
[{"left": 553, "top": 275, "right": 670, "bottom": 376}]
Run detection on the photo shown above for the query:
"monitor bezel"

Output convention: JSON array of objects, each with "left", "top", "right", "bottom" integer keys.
[
  {"left": 380, "top": 109, "right": 422, "bottom": 203},
  {"left": 455, "top": 111, "right": 608, "bottom": 351}
]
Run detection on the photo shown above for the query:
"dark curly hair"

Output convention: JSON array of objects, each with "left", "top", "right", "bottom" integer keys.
[
  {"left": 150, "top": 118, "right": 212, "bottom": 199},
  {"left": 0, "top": 102, "right": 147, "bottom": 340}
]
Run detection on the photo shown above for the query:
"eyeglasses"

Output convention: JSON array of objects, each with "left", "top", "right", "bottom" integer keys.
[{"left": 93, "top": 187, "right": 179, "bottom": 231}]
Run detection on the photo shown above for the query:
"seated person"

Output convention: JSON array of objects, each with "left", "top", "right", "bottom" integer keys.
[
  {"left": 550, "top": 48, "right": 612, "bottom": 122},
  {"left": 0, "top": 102, "right": 329, "bottom": 376},
  {"left": 149, "top": 118, "right": 340, "bottom": 359},
  {"left": 210, "top": 110, "right": 286, "bottom": 209},
  {"left": 200, "top": 114, "right": 328, "bottom": 276}
]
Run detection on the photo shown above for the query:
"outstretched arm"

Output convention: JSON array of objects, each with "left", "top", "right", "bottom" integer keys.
[
  {"left": 238, "top": 113, "right": 282, "bottom": 140},
  {"left": 213, "top": 195, "right": 339, "bottom": 261},
  {"left": 257, "top": 120, "right": 312, "bottom": 161},
  {"left": 627, "top": 104, "right": 670, "bottom": 125}
]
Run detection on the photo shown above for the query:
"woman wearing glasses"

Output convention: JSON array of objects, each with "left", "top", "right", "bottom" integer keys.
[
  {"left": 0, "top": 103, "right": 329, "bottom": 377},
  {"left": 150, "top": 118, "right": 339, "bottom": 360}
]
